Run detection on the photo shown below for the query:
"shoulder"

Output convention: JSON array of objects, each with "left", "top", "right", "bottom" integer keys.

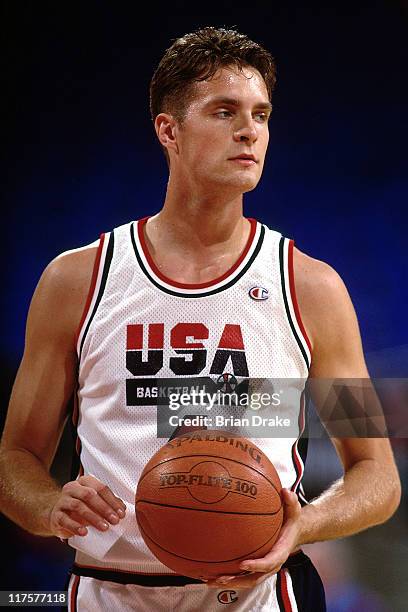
[
  {"left": 292, "top": 246, "right": 360, "bottom": 354},
  {"left": 293, "top": 246, "right": 349, "bottom": 301},
  {"left": 27, "top": 239, "right": 101, "bottom": 347},
  {"left": 38, "top": 240, "right": 100, "bottom": 304}
]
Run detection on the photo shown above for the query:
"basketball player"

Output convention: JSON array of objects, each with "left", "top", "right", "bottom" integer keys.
[{"left": 0, "top": 27, "right": 401, "bottom": 611}]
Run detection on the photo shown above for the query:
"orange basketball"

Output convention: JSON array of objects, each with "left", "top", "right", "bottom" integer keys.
[{"left": 135, "top": 430, "right": 283, "bottom": 579}]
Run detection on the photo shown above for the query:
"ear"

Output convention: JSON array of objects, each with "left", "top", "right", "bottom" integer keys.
[{"left": 154, "top": 113, "right": 179, "bottom": 154}]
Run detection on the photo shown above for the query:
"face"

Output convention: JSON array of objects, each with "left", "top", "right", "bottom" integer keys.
[{"left": 163, "top": 65, "right": 271, "bottom": 195}]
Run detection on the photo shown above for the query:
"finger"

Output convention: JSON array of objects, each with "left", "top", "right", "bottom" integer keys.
[
  {"left": 239, "top": 556, "right": 283, "bottom": 572},
  {"left": 53, "top": 510, "right": 89, "bottom": 537},
  {"left": 215, "top": 575, "right": 237, "bottom": 584},
  {"left": 97, "top": 485, "right": 127, "bottom": 517},
  {"left": 240, "top": 555, "right": 283, "bottom": 573},
  {"left": 210, "top": 572, "right": 267, "bottom": 589},
  {"left": 60, "top": 497, "right": 111, "bottom": 531},
  {"left": 281, "top": 489, "right": 301, "bottom": 517},
  {"left": 69, "top": 510, "right": 109, "bottom": 533},
  {"left": 77, "top": 476, "right": 127, "bottom": 516},
  {"left": 68, "top": 510, "right": 89, "bottom": 525},
  {"left": 78, "top": 476, "right": 126, "bottom": 509},
  {"left": 64, "top": 484, "right": 123, "bottom": 524},
  {"left": 281, "top": 488, "right": 297, "bottom": 502},
  {"left": 215, "top": 570, "right": 254, "bottom": 584},
  {"left": 206, "top": 577, "right": 235, "bottom": 588},
  {"left": 53, "top": 523, "right": 83, "bottom": 539},
  {"left": 57, "top": 528, "right": 79, "bottom": 539}
]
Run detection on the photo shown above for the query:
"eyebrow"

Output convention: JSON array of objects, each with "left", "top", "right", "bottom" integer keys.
[{"left": 204, "top": 96, "right": 273, "bottom": 112}]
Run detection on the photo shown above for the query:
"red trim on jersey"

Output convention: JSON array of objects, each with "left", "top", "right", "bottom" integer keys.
[
  {"left": 71, "top": 385, "right": 84, "bottom": 480},
  {"left": 291, "top": 444, "right": 303, "bottom": 493},
  {"left": 287, "top": 240, "right": 313, "bottom": 356},
  {"left": 75, "top": 233, "right": 106, "bottom": 346},
  {"left": 70, "top": 574, "right": 80, "bottom": 612},
  {"left": 74, "top": 433, "right": 84, "bottom": 476},
  {"left": 75, "top": 555, "right": 301, "bottom": 573},
  {"left": 280, "top": 569, "right": 293, "bottom": 611},
  {"left": 137, "top": 216, "right": 257, "bottom": 289}
]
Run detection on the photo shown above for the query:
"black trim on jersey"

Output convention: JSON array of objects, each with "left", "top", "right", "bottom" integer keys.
[
  {"left": 297, "top": 407, "right": 309, "bottom": 506},
  {"left": 78, "top": 231, "right": 114, "bottom": 360},
  {"left": 71, "top": 552, "right": 308, "bottom": 589},
  {"left": 290, "top": 391, "right": 309, "bottom": 506},
  {"left": 278, "top": 237, "right": 310, "bottom": 370},
  {"left": 69, "top": 393, "right": 81, "bottom": 483},
  {"left": 291, "top": 390, "right": 303, "bottom": 496},
  {"left": 71, "top": 564, "right": 206, "bottom": 586},
  {"left": 130, "top": 222, "right": 265, "bottom": 298}
]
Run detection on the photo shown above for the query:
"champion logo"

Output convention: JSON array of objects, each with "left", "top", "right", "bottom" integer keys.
[
  {"left": 249, "top": 286, "right": 269, "bottom": 300},
  {"left": 217, "top": 590, "right": 238, "bottom": 604}
]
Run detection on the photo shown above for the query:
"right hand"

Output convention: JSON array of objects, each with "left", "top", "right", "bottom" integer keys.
[{"left": 47, "top": 474, "right": 127, "bottom": 538}]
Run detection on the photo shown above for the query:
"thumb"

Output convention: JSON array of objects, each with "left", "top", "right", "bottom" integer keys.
[{"left": 281, "top": 489, "right": 301, "bottom": 518}]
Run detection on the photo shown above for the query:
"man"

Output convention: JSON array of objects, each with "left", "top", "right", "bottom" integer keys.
[{"left": 0, "top": 26, "right": 401, "bottom": 611}]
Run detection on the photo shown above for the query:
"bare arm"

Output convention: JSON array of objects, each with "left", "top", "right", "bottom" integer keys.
[
  {"left": 294, "top": 249, "right": 401, "bottom": 544},
  {"left": 0, "top": 244, "right": 126, "bottom": 537},
  {"left": 211, "top": 247, "right": 401, "bottom": 586}
]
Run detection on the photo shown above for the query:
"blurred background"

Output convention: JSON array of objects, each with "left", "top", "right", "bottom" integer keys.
[{"left": 2, "top": 1, "right": 407, "bottom": 610}]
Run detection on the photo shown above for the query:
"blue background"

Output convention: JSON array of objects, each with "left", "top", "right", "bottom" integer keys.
[{"left": 3, "top": 1, "right": 408, "bottom": 362}]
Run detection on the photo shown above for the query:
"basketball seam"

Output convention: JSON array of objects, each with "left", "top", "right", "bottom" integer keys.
[
  {"left": 137, "top": 518, "right": 282, "bottom": 564},
  {"left": 135, "top": 499, "right": 282, "bottom": 516},
  {"left": 157, "top": 484, "right": 257, "bottom": 504}
]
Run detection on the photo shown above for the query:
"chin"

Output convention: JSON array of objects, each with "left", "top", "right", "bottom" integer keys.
[
  {"left": 232, "top": 175, "right": 260, "bottom": 193},
  {"left": 242, "top": 183, "right": 258, "bottom": 193},
  {"left": 201, "top": 169, "right": 260, "bottom": 195}
]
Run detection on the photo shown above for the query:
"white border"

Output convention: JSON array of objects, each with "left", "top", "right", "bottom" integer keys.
[
  {"left": 76, "top": 233, "right": 110, "bottom": 356},
  {"left": 282, "top": 238, "right": 312, "bottom": 369}
]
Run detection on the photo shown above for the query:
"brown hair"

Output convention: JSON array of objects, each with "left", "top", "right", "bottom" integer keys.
[{"left": 150, "top": 26, "right": 276, "bottom": 162}]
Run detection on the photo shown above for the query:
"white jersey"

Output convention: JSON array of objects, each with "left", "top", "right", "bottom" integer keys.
[{"left": 69, "top": 216, "right": 312, "bottom": 574}]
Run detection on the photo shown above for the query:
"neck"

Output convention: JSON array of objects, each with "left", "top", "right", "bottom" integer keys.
[
  {"left": 149, "top": 177, "right": 246, "bottom": 250},
  {"left": 143, "top": 180, "right": 252, "bottom": 284}
]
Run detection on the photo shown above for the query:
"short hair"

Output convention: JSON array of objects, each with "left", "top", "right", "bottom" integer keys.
[{"left": 150, "top": 26, "right": 277, "bottom": 162}]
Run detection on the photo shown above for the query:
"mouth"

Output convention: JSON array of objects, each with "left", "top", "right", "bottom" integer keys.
[{"left": 229, "top": 155, "right": 258, "bottom": 166}]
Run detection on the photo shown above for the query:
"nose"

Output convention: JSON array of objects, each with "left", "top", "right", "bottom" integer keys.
[{"left": 233, "top": 116, "right": 258, "bottom": 144}]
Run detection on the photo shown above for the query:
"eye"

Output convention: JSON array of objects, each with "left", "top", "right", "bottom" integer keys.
[
  {"left": 254, "top": 112, "right": 269, "bottom": 123},
  {"left": 215, "top": 110, "right": 233, "bottom": 119}
]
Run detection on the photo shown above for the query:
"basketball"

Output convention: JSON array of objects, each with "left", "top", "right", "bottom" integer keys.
[{"left": 135, "top": 430, "right": 283, "bottom": 579}]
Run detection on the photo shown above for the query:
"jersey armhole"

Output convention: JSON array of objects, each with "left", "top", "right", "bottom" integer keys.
[
  {"left": 288, "top": 239, "right": 313, "bottom": 359},
  {"left": 279, "top": 237, "right": 312, "bottom": 371},
  {"left": 75, "top": 233, "right": 107, "bottom": 356}
]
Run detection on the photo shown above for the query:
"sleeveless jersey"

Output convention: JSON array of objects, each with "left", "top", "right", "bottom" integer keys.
[{"left": 69, "top": 217, "right": 312, "bottom": 573}]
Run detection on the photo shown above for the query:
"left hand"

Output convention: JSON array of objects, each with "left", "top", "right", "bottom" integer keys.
[{"left": 206, "top": 489, "right": 302, "bottom": 589}]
